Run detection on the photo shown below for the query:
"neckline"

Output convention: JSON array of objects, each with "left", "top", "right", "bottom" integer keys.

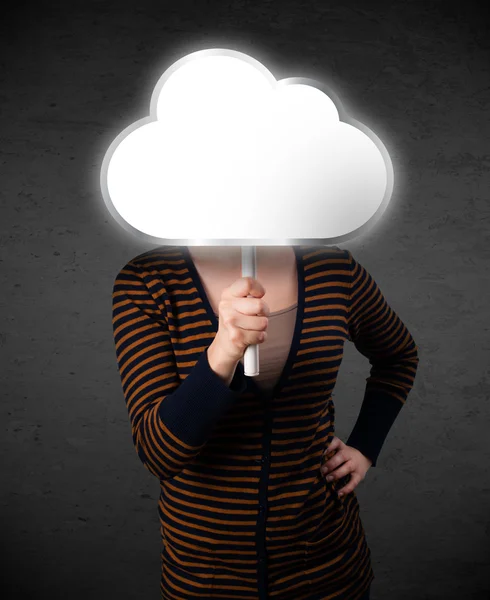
[
  {"left": 181, "top": 246, "right": 306, "bottom": 400},
  {"left": 213, "top": 302, "right": 298, "bottom": 317}
]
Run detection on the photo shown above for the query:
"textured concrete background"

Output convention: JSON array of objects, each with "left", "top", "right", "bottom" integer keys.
[{"left": 1, "top": 0, "right": 489, "bottom": 598}]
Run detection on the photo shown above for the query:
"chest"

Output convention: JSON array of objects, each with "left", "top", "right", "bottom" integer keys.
[{"left": 193, "top": 262, "right": 298, "bottom": 314}]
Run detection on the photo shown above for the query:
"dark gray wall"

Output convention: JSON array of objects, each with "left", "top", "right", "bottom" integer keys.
[{"left": 1, "top": 0, "right": 489, "bottom": 598}]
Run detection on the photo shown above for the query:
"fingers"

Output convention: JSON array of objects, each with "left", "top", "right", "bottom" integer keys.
[
  {"left": 322, "top": 448, "right": 348, "bottom": 474},
  {"left": 227, "top": 276, "right": 266, "bottom": 300},
  {"left": 232, "top": 296, "right": 270, "bottom": 317},
  {"left": 337, "top": 472, "right": 362, "bottom": 496},
  {"left": 321, "top": 458, "right": 354, "bottom": 481},
  {"left": 321, "top": 438, "right": 369, "bottom": 497},
  {"left": 323, "top": 436, "right": 342, "bottom": 458}
]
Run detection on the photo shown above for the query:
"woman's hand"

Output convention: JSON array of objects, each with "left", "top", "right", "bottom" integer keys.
[{"left": 321, "top": 436, "right": 373, "bottom": 497}]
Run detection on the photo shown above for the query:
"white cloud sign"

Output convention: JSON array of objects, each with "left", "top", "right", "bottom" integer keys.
[{"left": 100, "top": 47, "right": 394, "bottom": 246}]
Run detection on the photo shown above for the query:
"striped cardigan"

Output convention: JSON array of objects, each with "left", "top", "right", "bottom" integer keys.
[{"left": 112, "top": 245, "right": 419, "bottom": 600}]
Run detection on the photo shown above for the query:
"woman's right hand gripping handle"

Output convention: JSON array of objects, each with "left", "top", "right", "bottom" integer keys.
[{"left": 207, "top": 277, "right": 270, "bottom": 386}]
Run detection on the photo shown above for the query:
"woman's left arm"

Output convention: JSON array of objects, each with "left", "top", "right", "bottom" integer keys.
[{"left": 343, "top": 249, "right": 420, "bottom": 468}]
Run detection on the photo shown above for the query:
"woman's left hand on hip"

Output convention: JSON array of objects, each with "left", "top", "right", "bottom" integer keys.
[{"left": 321, "top": 436, "right": 373, "bottom": 497}]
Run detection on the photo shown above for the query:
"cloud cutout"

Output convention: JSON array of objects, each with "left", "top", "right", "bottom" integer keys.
[{"left": 100, "top": 48, "right": 393, "bottom": 245}]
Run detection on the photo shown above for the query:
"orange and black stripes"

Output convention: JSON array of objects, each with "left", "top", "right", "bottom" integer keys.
[
  {"left": 111, "top": 245, "right": 419, "bottom": 600},
  {"left": 345, "top": 251, "right": 419, "bottom": 463}
]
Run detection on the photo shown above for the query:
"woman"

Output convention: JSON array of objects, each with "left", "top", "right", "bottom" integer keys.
[{"left": 112, "top": 244, "right": 419, "bottom": 599}]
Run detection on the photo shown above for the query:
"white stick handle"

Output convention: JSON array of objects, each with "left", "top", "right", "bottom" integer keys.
[{"left": 241, "top": 246, "right": 259, "bottom": 376}]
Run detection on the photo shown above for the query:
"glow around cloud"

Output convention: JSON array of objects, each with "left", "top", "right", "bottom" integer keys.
[{"left": 100, "top": 48, "right": 393, "bottom": 245}]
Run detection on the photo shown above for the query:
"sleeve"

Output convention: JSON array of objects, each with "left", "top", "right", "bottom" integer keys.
[
  {"left": 111, "top": 260, "right": 248, "bottom": 481},
  {"left": 344, "top": 250, "right": 420, "bottom": 467}
]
